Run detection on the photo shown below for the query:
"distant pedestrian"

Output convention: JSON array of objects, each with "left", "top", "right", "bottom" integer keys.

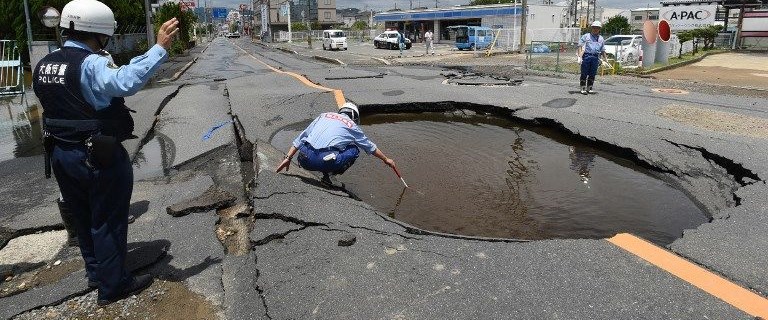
[
  {"left": 276, "top": 103, "right": 401, "bottom": 186},
  {"left": 398, "top": 30, "right": 406, "bottom": 57},
  {"left": 577, "top": 21, "right": 607, "bottom": 95},
  {"left": 424, "top": 30, "right": 435, "bottom": 56}
]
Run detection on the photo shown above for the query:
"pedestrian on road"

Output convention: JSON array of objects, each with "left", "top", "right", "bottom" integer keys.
[
  {"left": 425, "top": 30, "right": 435, "bottom": 56},
  {"left": 577, "top": 21, "right": 607, "bottom": 95},
  {"left": 276, "top": 103, "right": 400, "bottom": 186},
  {"left": 398, "top": 30, "right": 406, "bottom": 57},
  {"left": 33, "top": 0, "right": 179, "bottom": 306}
]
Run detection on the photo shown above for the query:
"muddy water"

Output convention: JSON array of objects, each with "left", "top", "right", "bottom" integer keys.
[{"left": 272, "top": 111, "right": 708, "bottom": 245}]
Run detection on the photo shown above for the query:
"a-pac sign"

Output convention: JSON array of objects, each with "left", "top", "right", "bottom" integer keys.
[{"left": 659, "top": 5, "right": 717, "bottom": 30}]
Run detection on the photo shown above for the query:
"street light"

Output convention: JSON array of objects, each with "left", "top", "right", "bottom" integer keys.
[{"left": 38, "top": 6, "right": 62, "bottom": 47}]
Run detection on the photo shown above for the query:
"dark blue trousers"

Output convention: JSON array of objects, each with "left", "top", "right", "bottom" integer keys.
[
  {"left": 297, "top": 143, "right": 360, "bottom": 175},
  {"left": 580, "top": 54, "right": 600, "bottom": 87},
  {"left": 51, "top": 142, "right": 132, "bottom": 300}
]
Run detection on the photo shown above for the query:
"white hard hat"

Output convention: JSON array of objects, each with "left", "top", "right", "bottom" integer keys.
[
  {"left": 60, "top": 0, "right": 116, "bottom": 37},
  {"left": 591, "top": 21, "right": 602, "bottom": 28},
  {"left": 338, "top": 102, "right": 360, "bottom": 124}
]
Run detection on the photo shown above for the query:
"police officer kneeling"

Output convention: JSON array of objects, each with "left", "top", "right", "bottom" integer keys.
[
  {"left": 276, "top": 103, "right": 398, "bottom": 184},
  {"left": 33, "top": 0, "right": 179, "bottom": 305}
]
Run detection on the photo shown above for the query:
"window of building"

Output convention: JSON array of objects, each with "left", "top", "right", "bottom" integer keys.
[
  {"left": 324, "top": 12, "right": 331, "bottom": 20},
  {"left": 649, "top": 15, "right": 658, "bottom": 20},
  {"left": 324, "top": 0, "right": 331, "bottom": 5},
  {"left": 634, "top": 15, "right": 643, "bottom": 21}
]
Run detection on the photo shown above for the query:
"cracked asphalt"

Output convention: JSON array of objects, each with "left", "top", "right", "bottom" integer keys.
[{"left": 1, "top": 36, "right": 768, "bottom": 319}]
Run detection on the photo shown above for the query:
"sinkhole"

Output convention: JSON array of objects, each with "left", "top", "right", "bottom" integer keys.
[{"left": 272, "top": 109, "right": 708, "bottom": 245}]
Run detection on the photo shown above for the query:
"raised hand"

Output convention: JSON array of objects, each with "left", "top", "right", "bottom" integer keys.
[{"left": 157, "top": 18, "right": 180, "bottom": 50}]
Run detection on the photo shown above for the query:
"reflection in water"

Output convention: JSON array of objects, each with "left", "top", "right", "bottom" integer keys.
[
  {"left": 1, "top": 96, "right": 43, "bottom": 162},
  {"left": 132, "top": 132, "right": 176, "bottom": 180},
  {"left": 569, "top": 146, "right": 596, "bottom": 185},
  {"left": 272, "top": 110, "right": 708, "bottom": 245}
]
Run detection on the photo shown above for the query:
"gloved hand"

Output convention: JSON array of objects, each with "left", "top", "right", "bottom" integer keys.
[{"left": 577, "top": 56, "right": 583, "bottom": 64}]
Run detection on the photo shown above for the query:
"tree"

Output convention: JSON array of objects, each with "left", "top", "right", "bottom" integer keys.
[
  {"left": 1, "top": 0, "right": 148, "bottom": 63},
  {"left": 153, "top": 3, "right": 197, "bottom": 55},
  {"left": 351, "top": 20, "right": 368, "bottom": 31},
  {"left": 469, "top": 0, "right": 514, "bottom": 5},
  {"left": 602, "top": 16, "right": 631, "bottom": 36},
  {"left": 677, "top": 30, "right": 693, "bottom": 57},
  {"left": 291, "top": 22, "right": 308, "bottom": 31},
  {"left": 311, "top": 21, "right": 322, "bottom": 30}
]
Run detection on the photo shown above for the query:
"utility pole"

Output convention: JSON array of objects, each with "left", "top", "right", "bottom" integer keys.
[
  {"left": 23, "top": 0, "right": 34, "bottom": 57},
  {"left": 520, "top": 0, "right": 527, "bottom": 51},
  {"left": 144, "top": 0, "right": 155, "bottom": 45},
  {"left": 287, "top": 1, "right": 292, "bottom": 43}
]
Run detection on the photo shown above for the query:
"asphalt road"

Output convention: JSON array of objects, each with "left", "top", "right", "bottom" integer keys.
[{"left": 2, "top": 37, "right": 767, "bottom": 319}]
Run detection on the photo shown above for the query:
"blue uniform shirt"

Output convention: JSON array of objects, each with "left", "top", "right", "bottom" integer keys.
[
  {"left": 293, "top": 113, "right": 377, "bottom": 154},
  {"left": 579, "top": 33, "right": 605, "bottom": 55},
  {"left": 64, "top": 40, "right": 168, "bottom": 110}
]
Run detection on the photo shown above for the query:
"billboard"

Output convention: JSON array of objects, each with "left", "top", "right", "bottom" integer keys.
[{"left": 659, "top": 5, "right": 717, "bottom": 30}]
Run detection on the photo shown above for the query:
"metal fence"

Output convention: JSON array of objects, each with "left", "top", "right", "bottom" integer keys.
[
  {"left": 525, "top": 41, "right": 583, "bottom": 74},
  {"left": 0, "top": 40, "right": 25, "bottom": 97},
  {"left": 488, "top": 28, "right": 521, "bottom": 52},
  {"left": 527, "top": 28, "right": 581, "bottom": 44}
]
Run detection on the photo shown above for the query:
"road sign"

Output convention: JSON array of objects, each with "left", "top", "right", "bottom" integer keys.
[{"left": 212, "top": 7, "right": 228, "bottom": 19}]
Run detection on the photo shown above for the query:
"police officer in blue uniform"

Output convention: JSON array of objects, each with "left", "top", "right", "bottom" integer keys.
[
  {"left": 33, "top": 0, "right": 179, "bottom": 305},
  {"left": 275, "top": 103, "right": 399, "bottom": 185},
  {"left": 578, "top": 21, "right": 608, "bottom": 95}
]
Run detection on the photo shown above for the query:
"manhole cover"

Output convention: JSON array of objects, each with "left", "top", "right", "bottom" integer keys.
[{"left": 652, "top": 88, "right": 689, "bottom": 95}]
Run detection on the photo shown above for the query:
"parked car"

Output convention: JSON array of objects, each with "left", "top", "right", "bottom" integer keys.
[
  {"left": 373, "top": 31, "right": 412, "bottom": 50},
  {"left": 322, "top": 30, "right": 348, "bottom": 51},
  {"left": 453, "top": 26, "right": 493, "bottom": 51},
  {"left": 226, "top": 32, "right": 241, "bottom": 38},
  {"left": 604, "top": 35, "right": 641, "bottom": 64}
]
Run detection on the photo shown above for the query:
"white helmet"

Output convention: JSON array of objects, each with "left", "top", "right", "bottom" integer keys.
[
  {"left": 60, "top": 0, "right": 116, "bottom": 37},
  {"left": 591, "top": 21, "right": 602, "bottom": 28},
  {"left": 338, "top": 102, "right": 360, "bottom": 124}
]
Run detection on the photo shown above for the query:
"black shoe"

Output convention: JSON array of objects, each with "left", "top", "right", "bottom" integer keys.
[
  {"left": 97, "top": 274, "right": 153, "bottom": 306},
  {"left": 320, "top": 173, "right": 333, "bottom": 186}
]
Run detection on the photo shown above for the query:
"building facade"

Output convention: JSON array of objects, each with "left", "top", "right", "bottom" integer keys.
[{"left": 256, "top": 0, "right": 336, "bottom": 40}]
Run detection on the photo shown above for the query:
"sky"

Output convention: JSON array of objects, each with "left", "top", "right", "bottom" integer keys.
[{"left": 210, "top": 0, "right": 641, "bottom": 10}]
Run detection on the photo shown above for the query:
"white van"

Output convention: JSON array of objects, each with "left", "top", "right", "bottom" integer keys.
[{"left": 322, "top": 30, "right": 348, "bottom": 51}]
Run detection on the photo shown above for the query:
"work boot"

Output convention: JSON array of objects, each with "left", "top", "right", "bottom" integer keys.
[
  {"left": 580, "top": 86, "right": 587, "bottom": 95},
  {"left": 97, "top": 274, "right": 154, "bottom": 306},
  {"left": 56, "top": 199, "right": 78, "bottom": 247}
]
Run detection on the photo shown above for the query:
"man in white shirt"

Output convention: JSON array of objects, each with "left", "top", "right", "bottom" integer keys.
[{"left": 424, "top": 30, "right": 435, "bottom": 56}]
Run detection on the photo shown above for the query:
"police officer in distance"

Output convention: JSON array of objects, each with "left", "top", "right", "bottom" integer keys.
[
  {"left": 275, "top": 103, "right": 399, "bottom": 185},
  {"left": 33, "top": 0, "right": 179, "bottom": 305},
  {"left": 577, "top": 21, "right": 608, "bottom": 95}
]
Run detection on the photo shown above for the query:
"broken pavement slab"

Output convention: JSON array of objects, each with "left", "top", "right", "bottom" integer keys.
[
  {"left": 155, "top": 83, "right": 234, "bottom": 168},
  {"left": 166, "top": 186, "right": 237, "bottom": 217}
]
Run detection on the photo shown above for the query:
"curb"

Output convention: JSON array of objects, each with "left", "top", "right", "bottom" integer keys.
[
  {"left": 157, "top": 57, "right": 197, "bottom": 83},
  {"left": 313, "top": 55, "right": 346, "bottom": 66},
  {"left": 276, "top": 47, "right": 298, "bottom": 55},
  {"left": 371, "top": 57, "right": 391, "bottom": 65}
]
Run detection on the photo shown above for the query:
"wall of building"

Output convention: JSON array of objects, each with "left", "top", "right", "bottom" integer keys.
[{"left": 527, "top": 5, "right": 569, "bottom": 29}]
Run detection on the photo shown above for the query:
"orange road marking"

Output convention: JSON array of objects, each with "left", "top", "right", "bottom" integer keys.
[
  {"left": 608, "top": 233, "right": 768, "bottom": 318},
  {"left": 234, "top": 43, "right": 346, "bottom": 108}
]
